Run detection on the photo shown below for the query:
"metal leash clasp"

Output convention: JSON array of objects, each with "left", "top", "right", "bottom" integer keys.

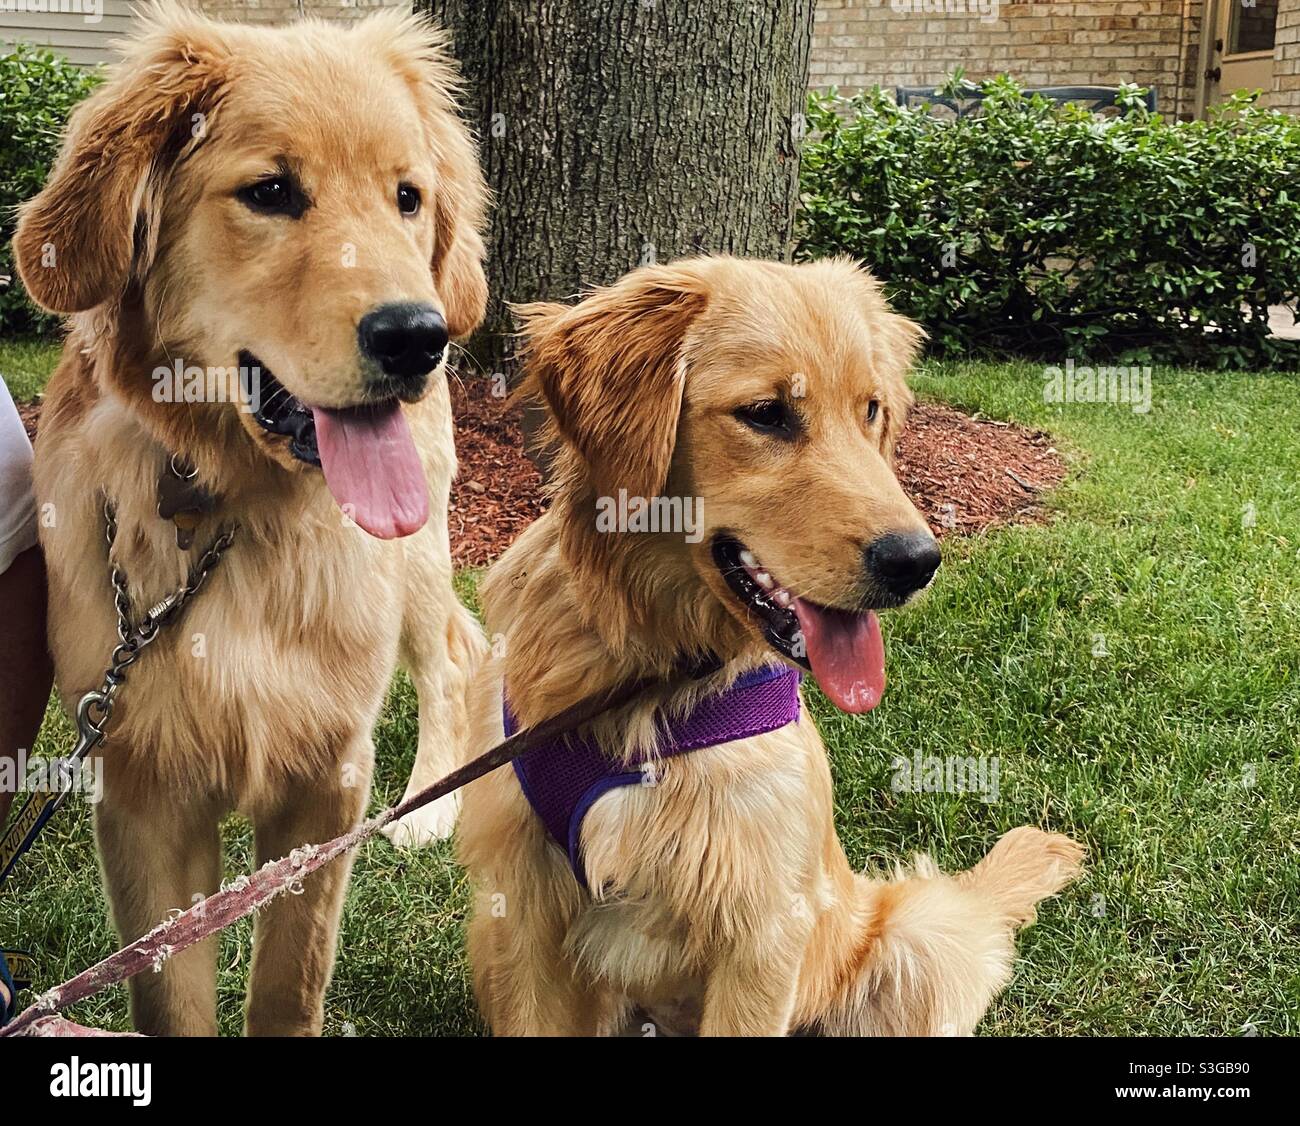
[
  {"left": 74, "top": 690, "right": 113, "bottom": 757},
  {"left": 46, "top": 691, "right": 115, "bottom": 815}
]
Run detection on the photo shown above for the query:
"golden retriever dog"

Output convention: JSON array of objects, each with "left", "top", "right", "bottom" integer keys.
[
  {"left": 450, "top": 257, "right": 1083, "bottom": 1035},
  {"left": 14, "top": 5, "right": 487, "bottom": 1035}
]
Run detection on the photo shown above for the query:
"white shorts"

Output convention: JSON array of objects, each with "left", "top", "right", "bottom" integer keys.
[{"left": 0, "top": 376, "right": 38, "bottom": 576}]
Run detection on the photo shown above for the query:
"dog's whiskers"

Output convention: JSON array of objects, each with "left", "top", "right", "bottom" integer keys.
[
  {"left": 446, "top": 340, "right": 498, "bottom": 388},
  {"left": 260, "top": 385, "right": 292, "bottom": 413}
]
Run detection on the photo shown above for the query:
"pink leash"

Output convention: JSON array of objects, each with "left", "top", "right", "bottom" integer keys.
[{"left": 0, "top": 666, "right": 673, "bottom": 1037}]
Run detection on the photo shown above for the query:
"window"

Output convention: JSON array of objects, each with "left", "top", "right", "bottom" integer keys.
[{"left": 1229, "top": 0, "right": 1278, "bottom": 56}]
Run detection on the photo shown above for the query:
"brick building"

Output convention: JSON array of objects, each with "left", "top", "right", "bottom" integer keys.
[
  {"left": 811, "top": 1, "right": 1300, "bottom": 119},
  {"left": 4, "top": 1, "right": 1299, "bottom": 117}
]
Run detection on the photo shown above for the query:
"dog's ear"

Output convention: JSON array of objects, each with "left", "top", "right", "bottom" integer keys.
[
  {"left": 429, "top": 136, "right": 488, "bottom": 340},
  {"left": 13, "top": 12, "right": 230, "bottom": 313},
  {"left": 877, "top": 314, "right": 923, "bottom": 464},
  {"left": 378, "top": 15, "right": 489, "bottom": 339},
  {"left": 514, "top": 265, "right": 708, "bottom": 499},
  {"left": 850, "top": 262, "right": 925, "bottom": 464}
]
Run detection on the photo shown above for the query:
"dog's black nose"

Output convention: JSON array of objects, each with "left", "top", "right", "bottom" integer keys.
[
  {"left": 358, "top": 302, "right": 449, "bottom": 382},
  {"left": 865, "top": 531, "right": 941, "bottom": 599}
]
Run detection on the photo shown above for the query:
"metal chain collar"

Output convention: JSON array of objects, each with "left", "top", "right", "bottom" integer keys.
[{"left": 69, "top": 499, "right": 237, "bottom": 774}]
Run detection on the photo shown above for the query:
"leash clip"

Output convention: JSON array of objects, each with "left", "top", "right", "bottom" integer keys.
[{"left": 74, "top": 690, "right": 113, "bottom": 753}]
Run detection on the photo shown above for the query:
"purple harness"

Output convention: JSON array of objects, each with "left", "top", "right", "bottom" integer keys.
[{"left": 505, "top": 664, "right": 802, "bottom": 888}]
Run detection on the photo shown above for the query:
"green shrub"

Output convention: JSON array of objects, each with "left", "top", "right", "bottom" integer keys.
[
  {"left": 797, "top": 77, "right": 1300, "bottom": 369},
  {"left": 0, "top": 42, "right": 101, "bottom": 336}
]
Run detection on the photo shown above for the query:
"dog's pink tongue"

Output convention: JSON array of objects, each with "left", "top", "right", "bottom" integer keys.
[
  {"left": 310, "top": 402, "right": 428, "bottom": 539},
  {"left": 792, "top": 601, "right": 886, "bottom": 714}
]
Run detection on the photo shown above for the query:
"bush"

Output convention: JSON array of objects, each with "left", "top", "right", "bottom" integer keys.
[
  {"left": 0, "top": 43, "right": 101, "bottom": 336},
  {"left": 797, "top": 77, "right": 1300, "bottom": 369}
]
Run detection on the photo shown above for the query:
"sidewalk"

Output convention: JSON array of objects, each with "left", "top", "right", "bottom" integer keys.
[{"left": 1269, "top": 304, "right": 1300, "bottom": 340}]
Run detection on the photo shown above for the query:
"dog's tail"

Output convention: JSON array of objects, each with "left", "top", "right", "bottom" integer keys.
[
  {"left": 812, "top": 829, "right": 1083, "bottom": 1035},
  {"left": 956, "top": 826, "right": 1085, "bottom": 929}
]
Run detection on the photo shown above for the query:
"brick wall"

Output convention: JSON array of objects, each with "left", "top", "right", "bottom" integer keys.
[
  {"left": 200, "top": 0, "right": 1300, "bottom": 119},
  {"left": 199, "top": 0, "right": 401, "bottom": 26},
  {"left": 1275, "top": 0, "right": 1300, "bottom": 111},
  {"left": 811, "top": 1, "right": 1204, "bottom": 119}
]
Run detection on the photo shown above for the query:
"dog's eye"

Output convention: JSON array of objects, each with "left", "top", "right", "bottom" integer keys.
[
  {"left": 398, "top": 184, "right": 421, "bottom": 216},
  {"left": 735, "top": 399, "right": 795, "bottom": 436},
  {"left": 867, "top": 399, "right": 880, "bottom": 423},
  {"left": 239, "top": 176, "right": 296, "bottom": 215}
]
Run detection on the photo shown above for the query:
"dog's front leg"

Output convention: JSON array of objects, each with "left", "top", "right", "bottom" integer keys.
[
  {"left": 244, "top": 743, "right": 373, "bottom": 1036},
  {"left": 466, "top": 865, "right": 607, "bottom": 1036},
  {"left": 384, "top": 576, "right": 489, "bottom": 849},
  {"left": 95, "top": 786, "right": 224, "bottom": 1036},
  {"left": 698, "top": 932, "right": 806, "bottom": 1037}
]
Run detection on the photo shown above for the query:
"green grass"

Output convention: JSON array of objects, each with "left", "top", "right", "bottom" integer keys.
[
  {"left": 0, "top": 335, "right": 63, "bottom": 403},
  {"left": 2, "top": 348, "right": 1297, "bottom": 1036}
]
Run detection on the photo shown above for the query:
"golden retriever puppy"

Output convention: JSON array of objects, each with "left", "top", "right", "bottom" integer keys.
[
  {"left": 14, "top": 5, "right": 487, "bottom": 1035},
  {"left": 452, "top": 257, "right": 1082, "bottom": 1036}
]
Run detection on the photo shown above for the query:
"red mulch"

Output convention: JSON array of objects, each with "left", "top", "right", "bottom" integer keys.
[
  {"left": 17, "top": 401, "right": 39, "bottom": 444},
  {"left": 447, "top": 378, "right": 547, "bottom": 567},
  {"left": 892, "top": 402, "right": 1066, "bottom": 538},
  {"left": 17, "top": 384, "right": 1065, "bottom": 567}
]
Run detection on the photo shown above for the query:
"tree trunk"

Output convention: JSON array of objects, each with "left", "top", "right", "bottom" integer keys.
[{"left": 419, "top": 0, "right": 815, "bottom": 373}]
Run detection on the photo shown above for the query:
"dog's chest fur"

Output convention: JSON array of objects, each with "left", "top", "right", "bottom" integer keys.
[
  {"left": 33, "top": 374, "right": 428, "bottom": 802},
  {"left": 558, "top": 728, "right": 830, "bottom": 1006}
]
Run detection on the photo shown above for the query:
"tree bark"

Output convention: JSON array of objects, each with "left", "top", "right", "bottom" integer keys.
[{"left": 419, "top": 0, "right": 815, "bottom": 372}]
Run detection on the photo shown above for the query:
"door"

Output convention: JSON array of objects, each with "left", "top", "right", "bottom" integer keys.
[{"left": 1206, "top": 0, "right": 1279, "bottom": 107}]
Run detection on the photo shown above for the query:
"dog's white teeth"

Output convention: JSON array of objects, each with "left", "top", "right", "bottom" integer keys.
[
  {"left": 755, "top": 571, "right": 774, "bottom": 590},
  {"left": 773, "top": 588, "right": 792, "bottom": 608},
  {"left": 739, "top": 549, "right": 758, "bottom": 569}
]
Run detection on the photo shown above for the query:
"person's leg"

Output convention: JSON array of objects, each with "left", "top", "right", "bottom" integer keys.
[
  {"left": 0, "top": 544, "right": 54, "bottom": 828},
  {"left": 0, "top": 370, "right": 51, "bottom": 826},
  {"left": 0, "top": 546, "right": 52, "bottom": 1021},
  {"left": 0, "top": 375, "right": 53, "bottom": 1020}
]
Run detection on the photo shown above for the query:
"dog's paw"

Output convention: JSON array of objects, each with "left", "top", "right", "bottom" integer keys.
[{"left": 381, "top": 792, "right": 461, "bottom": 849}]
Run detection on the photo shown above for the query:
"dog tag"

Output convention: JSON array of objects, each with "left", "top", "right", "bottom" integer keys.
[
  {"left": 170, "top": 510, "right": 204, "bottom": 550},
  {"left": 157, "top": 457, "right": 219, "bottom": 550}
]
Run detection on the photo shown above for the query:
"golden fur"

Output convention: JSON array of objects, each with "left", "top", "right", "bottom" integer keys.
[
  {"left": 14, "top": 4, "right": 487, "bottom": 1035},
  {"left": 447, "top": 257, "right": 1084, "bottom": 1035}
]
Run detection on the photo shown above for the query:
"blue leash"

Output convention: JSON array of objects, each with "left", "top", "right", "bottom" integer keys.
[
  {"left": 0, "top": 791, "right": 62, "bottom": 887},
  {"left": 0, "top": 698, "right": 108, "bottom": 888},
  {"left": 0, "top": 950, "right": 14, "bottom": 1025},
  {"left": 0, "top": 949, "right": 32, "bottom": 1026}
]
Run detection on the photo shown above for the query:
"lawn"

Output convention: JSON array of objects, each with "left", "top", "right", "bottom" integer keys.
[
  {"left": 0, "top": 336, "right": 62, "bottom": 404},
  {"left": 2, "top": 341, "right": 1297, "bottom": 1036}
]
